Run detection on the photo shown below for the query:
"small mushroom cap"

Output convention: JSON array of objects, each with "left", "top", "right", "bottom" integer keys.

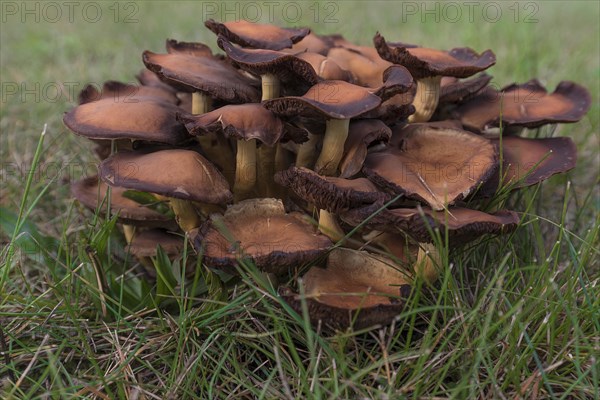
[
  {"left": 177, "top": 104, "right": 307, "bottom": 146},
  {"left": 63, "top": 98, "right": 191, "bottom": 145},
  {"left": 191, "top": 198, "right": 332, "bottom": 274},
  {"left": 339, "top": 119, "right": 393, "bottom": 178},
  {"left": 263, "top": 80, "right": 382, "bottom": 120},
  {"left": 341, "top": 204, "right": 519, "bottom": 244},
  {"left": 285, "top": 32, "right": 339, "bottom": 55},
  {"left": 475, "top": 136, "right": 577, "bottom": 197},
  {"left": 126, "top": 229, "right": 184, "bottom": 258},
  {"left": 78, "top": 81, "right": 178, "bottom": 105},
  {"left": 71, "top": 175, "right": 176, "bottom": 228},
  {"left": 327, "top": 46, "right": 394, "bottom": 88},
  {"left": 136, "top": 69, "right": 178, "bottom": 93},
  {"left": 363, "top": 125, "right": 497, "bottom": 210},
  {"left": 439, "top": 73, "right": 492, "bottom": 104},
  {"left": 295, "top": 52, "right": 353, "bottom": 82},
  {"left": 142, "top": 49, "right": 260, "bottom": 103},
  {"left": 99, "top": 149, "right": 233, "bottom": 204},
  {"left": 275, "top": 166, "right": 391, "bottom": 213},
  {"left": 165, "top": 39, "right": 214, "bottom": 57},
  {"left": 279, "top": 248, "right": 412, "bottom": 330},
  {"left": 374, "top": 33, "right": 496, "bottom": 79},
  {"left": 453, "top": 80, "right": 592, "bottom": 132},
  {"left": 204, "top": 19, "right": 310, "bottom": 50}
]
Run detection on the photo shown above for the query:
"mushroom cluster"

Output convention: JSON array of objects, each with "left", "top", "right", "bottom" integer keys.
[{"left": 66, "top": 20, "right": 591, "bottom": 330}]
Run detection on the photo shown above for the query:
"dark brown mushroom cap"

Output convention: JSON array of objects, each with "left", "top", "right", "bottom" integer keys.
[
  {"left": 339, "top": 119, "right": 392, "bottom": 178},
  {"left": 191, "top": 199, "right": 332, "bottom": 274},
  {"left": 275, "top": 166, "right": 391, "bottom": 213},
  {"left": 374, "top": 33, "right": 496, "bottom": 79},
  {"left": 475, "top": 136, "right": 577, "bottom": 197},
  {"left": 71, "top": 175, "right": 176, "bottom": 228},
  {"left": 177, "top": 104, "right": 307, "bottom": 146},
  {"left": 363, "top": 125, "right": 497, "bottom": 210},
  {"left": 78, "top": 81, "right": 178, "bottom": 105},
  {"left": 63, "top": 98, "right": 191, "bottom": 145},
  {"left": 217, "top": 35, "right": 320, "bottom": 87},
  {"left": 204, "top": 19, "right": 310, "bottom": 50},
  {"left": 285, "top": 32, "right": 338, "bottom": 55},
  {"left": 142, "top": 50, "right": 260, "bottom": 103},
  {"left": 263, "top": 80, "right": 382, "bottom": 119},
  {"left": 439, "top": 73, "right": 492, "bottom": 104},
  {"left": 126, "top": 229, "right": 184, "bottom": 258},
  {"left": 295, "top": 52, "right": 353, "bottom": 82},
  {"left": 279, "top": 248, "right": 412, "bottom": 330},
  {"left": 453, "top": 80, "right": 592, "bottom": 132},
  {"left": 341, "top": 204, "right": 519, "bottom": 244},
  {"left": 99, "top": 149, "right": 233, "bottom": 204}
]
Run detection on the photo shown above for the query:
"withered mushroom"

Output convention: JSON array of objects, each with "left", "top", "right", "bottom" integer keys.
[
  {"left": 99, "top": 149, "right": 232, "bottom": 232},
  {"left": 374, "top": 33, "right": 496, "bottom": 122},
  {"left": 363, "top": 124, "right": 497, "bottom": 210},
  {"left": 191, "top": 198, "right": 332, "bottom": 275},
  {"left": 453, "top": 80, "right": 591, "bottom": 133}
]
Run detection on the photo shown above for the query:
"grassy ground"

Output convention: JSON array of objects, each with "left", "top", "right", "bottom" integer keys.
[{"left": 1, "top": 1, "right": 599, "bottom": 398}]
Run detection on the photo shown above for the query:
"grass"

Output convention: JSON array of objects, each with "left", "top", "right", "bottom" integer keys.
[{"left": 1, "top": 1, "right": 599, "bottom": 398}]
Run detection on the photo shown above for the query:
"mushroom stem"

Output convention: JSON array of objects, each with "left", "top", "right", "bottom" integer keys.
[
  {"left": 314, "top": 118, "right": 350, "bottom": 176},
  {"left": 414, "top": 243, "right": 442, "bottom": 283},
  {"left": 169, "top": 198, "right": 202, "bottom": 232},
  {"left": 192, "top": 92, "right": 212, "bottom": 114},
  {"left": 409, "top": 76, "right": 442, "bottom": 123},
  {"left": 261, "top": 73, "right": 281, "bottom": 101},
  {"left": 296, "top": 132, "right": 321, "bottom": 168},
  {"left": 122, "top": 224, "right": 136, "bottom": 244},
  {"left": 256, "top": 145, "right": 277, "bottom": 198},
  {"left": 318, "top": 209, "right": 346, "bottom": 243},
  {"left": 234, "top": 139, "right": 257, "bottom": 200}
]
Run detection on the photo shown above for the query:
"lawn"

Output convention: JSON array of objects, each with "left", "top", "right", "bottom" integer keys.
[{"left": 1, "top": 1, "right": 599, "bottom": 398}]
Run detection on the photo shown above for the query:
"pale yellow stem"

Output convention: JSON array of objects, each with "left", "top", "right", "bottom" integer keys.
[
  {"left": 408, "top": 76, "right": 442, "bottom": 123},
  {"left": 414, "top": 243, "right": 442, "bottom": 283},
  {"left": 234, "top": 139, "right": 257, "bottom": 200},
  {"left": 314, "top": 118, "right": 350, "bottom": 176},
  {"left": 192, "top": 92, "right": 212, "bottom": 114},
  {"left": 261, "top": 73, "right": 281, "bottom": 101}
]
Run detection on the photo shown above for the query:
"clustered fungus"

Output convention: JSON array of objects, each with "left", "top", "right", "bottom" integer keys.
[{"left": 66, "top": 19, "right": 591, "bottom": 330}]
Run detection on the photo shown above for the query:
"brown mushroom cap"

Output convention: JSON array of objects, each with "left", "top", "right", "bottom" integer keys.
[
  {"left": 327, "top": 46, "right": 394, "bottom": 88},
  {"left": 191, "top": 198, "right": 332, "bottom": 274},
  {"left": 71, "top": 175, "right": 176, "bottom": 228},
  {"left": 204, "top": 19, "right": 310, "bottom": 50},
  {"left": 475, "top": 136, "right": 577, "bottom": 197},
  {"left": 165, "top": 39, "right": 214, "bottom": 57},
  {"left": 339, "top": 119, "right": 393, "bottom": 178},
  {"left": 217, "top": 35, "right": 320, "bottom": 88},
  {"left": 275, "top": 166, "right": 391, "bottom": 213},
  {"left": 136, "top": 69, "right": 178, "bottom": 93},
  {"left": 78, "top": 81, "right": 178, "bottom": 105},
  {"left": 284, "top": 32, "right": 339, "bottom": 55},
  {"left": 63, "top": 97, "right": 191, "bottom": 145},
  {"left": 295, "top": 52, "right": 353, "bottom": 82},
  {"left": 363, "top": 125, "right": 497, "bottom": 210},
  {"left": 279, "top": 248, "right": 412, "bottom": 330},
  {"left": 263, "top": 80, "right": 382, "bottom": 119},
  {"left": 142, "top": 48, "right": 260, "bottom": 103},
  {"left": 374, "top": 33, "right": 496, "bottom": 79},
  {"left": 177, "top": 104, "right": 306, "bottom": 146},
  {"left": 99, "top": 149, "right": 233, "bottom": 204},
  {"left": 439, "top": 73, "right": 492, "bottom": 104},
  {"left": 126, "top": 229, "right": 184, "bottom": 258},
  {"left": 453, "top": 80, "right": 592, "bottom": 132},
  {"left": 341, "top": 204, "right": 519, "bottom": 244}
]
